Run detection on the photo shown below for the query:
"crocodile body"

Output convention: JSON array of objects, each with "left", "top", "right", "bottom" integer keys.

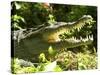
[{"left": 12, "top": 15, "right": 93, "bottom": 61}]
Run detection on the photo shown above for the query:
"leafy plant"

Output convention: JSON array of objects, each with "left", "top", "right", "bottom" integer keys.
[
  {"left": 11, "top": 46, "right": 97, "bottom": 74},
  {"left": 11, "top": 48, "right": 62, "bottom": 74},
  {"left": 11, "top": 14, "right": 25, "bottom": 30},
  {"left": 77, "top": 52, "right": 97, "bottom": 70}
]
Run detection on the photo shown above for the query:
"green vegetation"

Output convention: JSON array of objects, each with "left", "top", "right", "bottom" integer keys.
[
  {"left": 11, "top": 1, "right": 97, "bottom": 74},
  {"left": 11, "top": 47, "right": 97, "bottom": 73}
]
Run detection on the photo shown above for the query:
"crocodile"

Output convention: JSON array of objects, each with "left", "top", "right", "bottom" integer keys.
[{"left": 12, "top": 15, "right": 94, "bottom": 61}]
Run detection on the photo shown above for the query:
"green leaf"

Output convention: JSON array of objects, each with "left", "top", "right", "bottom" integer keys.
[
  {"left": 54, "top": 65, "right": 62, "bottom": 72},
  {"left": 78, "top": 63, "right": 87, "bottom": 70},
  {"left": 20, "top": 67, "right": 36, "bottom": 73},
  {"left": 15, "top": 2, "right": 21, "bottom": 9},
  {"left": 39, "top": 53, "right": 47, "bottom": 62}
]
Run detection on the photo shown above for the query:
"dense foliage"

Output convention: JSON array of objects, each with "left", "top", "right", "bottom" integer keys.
[
  {"left": 11, "top": 48, "right": 97, "bottom": 74},
  {"left": 11, "top": 1, "right": 97, "bottom": 74}
]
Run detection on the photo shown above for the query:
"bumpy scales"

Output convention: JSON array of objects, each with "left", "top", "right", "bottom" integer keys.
[{"left": 12, "top": 15, "right": 93, "bottom": 61}]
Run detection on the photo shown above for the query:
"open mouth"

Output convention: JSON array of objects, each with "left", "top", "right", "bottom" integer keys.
[{"left": 59, "top": 16, "right": 94, "bottom": 43}]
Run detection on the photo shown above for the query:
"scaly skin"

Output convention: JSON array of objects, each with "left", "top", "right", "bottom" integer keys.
[{"left": 12, "top": 15, "right": 93, "bottom": 61}]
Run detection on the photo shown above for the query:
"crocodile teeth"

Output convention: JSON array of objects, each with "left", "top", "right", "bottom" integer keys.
[
  {"left": 72, "top": 37, "right": 74, "bottom": 40},
  {"left": 82, "top": 39, "right": 86, "bottom": 42},
  {"left": 77, "top": 28, "right": 80, "bottom": 31},
  {"left": 80, "top": 26, "right": 82, "bottom": 29},
  {"left": 80, "top": 36, "right": 83, "bottom": 40},
  {"left": 85, "top": 36, "right": 88, "bottom": 41},
  {"left": 88, "top": 21, "right": 91, "bottom": 25},
  {"left": 69, "top": 35, "right": 93, "bottom": 43},
  {"left": 91, "top": 35, "right": 93, "bottom": 38},
  {"left": 89, "top": 35, "right": 91, "bottom": 39},
  {"left": 90, "top": 35, "right": 93, "bottom": 40},
  {"left": 74, "top": 37, "right": 76, "bottom": 40}
]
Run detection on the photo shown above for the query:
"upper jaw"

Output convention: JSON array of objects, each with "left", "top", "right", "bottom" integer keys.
[{"left": 64, "top": 16, "right": 94, "bottom": 43}]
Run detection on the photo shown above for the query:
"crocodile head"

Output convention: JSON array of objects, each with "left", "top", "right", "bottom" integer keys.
[
  {"left": 42, "top": 15, "right": 94, "bottom": 46},
  {"left": 60, "top": 15, "right": 94, "bottom": 46}
]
